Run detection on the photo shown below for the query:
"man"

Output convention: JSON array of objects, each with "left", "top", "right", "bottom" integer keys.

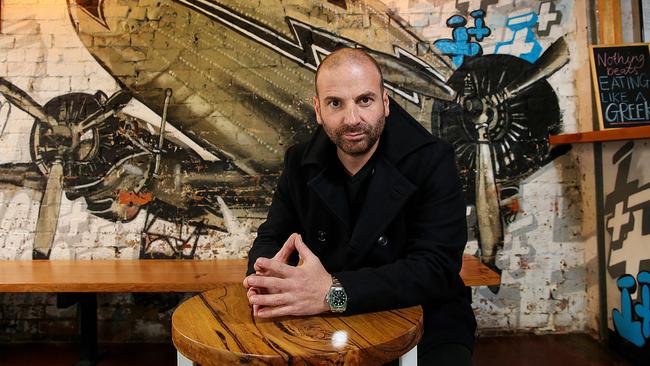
[{"left": 243, "top": 48, "right": 475, "bottom": 365}]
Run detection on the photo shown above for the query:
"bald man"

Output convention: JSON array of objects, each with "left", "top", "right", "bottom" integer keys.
[{"left": 244, "top": 48, "right": 475, "bottom": 365}]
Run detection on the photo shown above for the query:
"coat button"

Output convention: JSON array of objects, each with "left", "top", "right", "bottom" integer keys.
[
  {"left": 317, "top": 230, "right": 327, "bottom": 243},
  {"left": 377, "top": 235, "right": 389, "bottom": 246}
]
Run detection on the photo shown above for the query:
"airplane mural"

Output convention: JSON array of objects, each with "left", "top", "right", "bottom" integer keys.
[{"left": 0, "top": 0, "right": 571, "bottom": 272}]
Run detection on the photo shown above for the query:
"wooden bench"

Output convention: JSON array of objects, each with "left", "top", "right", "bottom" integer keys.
[
  {"left": 0, "top": 255, "right": 499, "bottom": 365},
  {"left": 0, "top": 255, "right": 500, "bottom": 292}
]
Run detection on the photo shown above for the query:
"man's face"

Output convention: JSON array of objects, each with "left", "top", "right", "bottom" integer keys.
[{"left": 313, "top": 61, "right": 390, "bottom": 158}]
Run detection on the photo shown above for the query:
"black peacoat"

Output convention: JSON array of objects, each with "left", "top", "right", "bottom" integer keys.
[{"left": 247, "top": 100, "right": 476, "bottom": 352}]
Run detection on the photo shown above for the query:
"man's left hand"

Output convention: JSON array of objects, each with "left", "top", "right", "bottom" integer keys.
[{"left": 243, "top": 234, "right": 332, "bottom": 318}]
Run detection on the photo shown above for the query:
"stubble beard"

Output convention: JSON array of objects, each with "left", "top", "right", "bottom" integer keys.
[{"left": 322, "top": 116, "right": 385, "bottom": 157}]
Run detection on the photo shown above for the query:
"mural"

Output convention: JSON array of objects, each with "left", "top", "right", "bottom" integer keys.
[
  {"left": 603, "top": 140, "right": 650, "bottom": 353},
  {"left": 0, "top": 0, "right": 573, "bottom": 276}
]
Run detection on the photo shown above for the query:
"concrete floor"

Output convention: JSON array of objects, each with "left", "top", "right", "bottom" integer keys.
[{"left": 0, "top": 334, "right": 633, "bottom": 365}]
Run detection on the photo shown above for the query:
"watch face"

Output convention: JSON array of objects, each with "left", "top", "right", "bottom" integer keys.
[{"left": 329, "top": 288, "right": 347, "bottom": 309}]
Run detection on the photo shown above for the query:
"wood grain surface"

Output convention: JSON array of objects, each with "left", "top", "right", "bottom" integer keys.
[
  {"left": 549, "top": 125, "right": 650, "bottom": 145},
  {"left": 172, "top": 284, "right": 423, "bottom": 366},
  {"left": 0, "top": 259, "right": 247, "bottom": 292},
  {"left": 460, "top": 254, "right": 501, "bottom": 286},
  {"left": 0, "top": 255, "right": 499, "bottom": 292}
]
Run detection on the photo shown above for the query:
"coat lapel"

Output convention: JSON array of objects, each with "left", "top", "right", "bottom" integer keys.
[
  {"left": 346, "top": 156, "right": 416, "bottom": 267},
  {"left": 307, "top": 165, "right": 351, "bottom": 235}
]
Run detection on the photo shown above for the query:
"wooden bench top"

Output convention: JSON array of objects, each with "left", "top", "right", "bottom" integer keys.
[
  {"left": 0, "top": 254, "right": 500, "bottom": 292},
  {"left": 461, "top": 254, "right": 501, "bottom": 286}
]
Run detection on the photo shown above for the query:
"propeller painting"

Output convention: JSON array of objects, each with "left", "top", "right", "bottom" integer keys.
[{"left": 0, "top": 0, "right": 575, "bottom": 276}]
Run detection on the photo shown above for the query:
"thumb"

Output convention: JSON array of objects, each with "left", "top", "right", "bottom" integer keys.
[{"left": 294, "top": 235, "right": 315, "bottom": 263}]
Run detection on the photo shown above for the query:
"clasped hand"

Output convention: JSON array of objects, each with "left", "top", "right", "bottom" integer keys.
[{"left": 243, "top": 233, "right": 332, "bottom": 318}]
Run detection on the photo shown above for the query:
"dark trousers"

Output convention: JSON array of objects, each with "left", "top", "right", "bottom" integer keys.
[{"left": 383, "top": 343, "right": 472, "bottom": 366}]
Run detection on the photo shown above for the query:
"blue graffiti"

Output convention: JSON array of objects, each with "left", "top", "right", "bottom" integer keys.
[
  {"left": 434, "top": 9, "right": 490, "bottom": 67},
  {"left": 494, "top": 11, "right": 542, "bottom": 63},
  {"left": 612, "top": 272, "right": 650, "bottom": 347},
  {"left": 467, "top": 10, "right": 490, "bottom": 41},
  {"left": 636, "top": 272, "right": 650, "bottom": 339}
]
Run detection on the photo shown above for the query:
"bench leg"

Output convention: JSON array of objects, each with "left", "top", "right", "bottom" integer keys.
[
  {"left": 399, "top": 345, "right": 417, "bottom": 366},
  {"left": 177, "top": 351, "right": 195, "bottom": 366},
  {"left": 78, "top": 293, "right": 98, "bottom": 362},
  {"left": 58, "top": 293, "right": 105, "bottom": 366}
]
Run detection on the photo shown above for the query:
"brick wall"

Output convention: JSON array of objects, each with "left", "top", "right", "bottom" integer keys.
[{"left": 0, "top": 0, "right": 592, "bottom": 342}]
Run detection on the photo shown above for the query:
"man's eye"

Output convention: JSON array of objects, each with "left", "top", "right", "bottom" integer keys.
[
  {"left": 360, "top": 97, "right": 372, "bottom": 105},
  {"left": 329, "top": 100, "right": 340, "bottom": 108}
]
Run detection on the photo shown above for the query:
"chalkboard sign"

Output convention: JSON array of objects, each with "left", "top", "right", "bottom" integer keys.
[{"left": 590, "top": 43, "right": 650, "bottom": 129}]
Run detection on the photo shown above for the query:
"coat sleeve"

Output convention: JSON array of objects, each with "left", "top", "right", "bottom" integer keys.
[
  {"left": 245, "top": 147, "right": 301, "bottom": 276},
  {"left": 334, "top": 142, "right": 468, "bottom": 314}
]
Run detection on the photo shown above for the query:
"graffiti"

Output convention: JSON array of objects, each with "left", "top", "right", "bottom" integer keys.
[
  {"left": 494, "top": 10, "right": 543, "bottom": 63},
  {"left": 0, "top": 1, "right": 574, "bottom": 271},
  {"left": 536, "top": 1, "right": 562, "bottom": 37},
  {"left": 0, "top": 78, "right": 269, "bottom": 259},
  {"left": 434, "top": 10, "right": 491, "bottom": 67},
  {"left": 0, "top": 97, "right": 11, "bottom": 137},
  {"left": 455, "top": 0, "right": 498, "bottom": 14},
  {"left": 612, "top": 272, "right": 650, "bottom": 347},
  {"left": 605, "top": 142, "right": 650, "bottom": 279},
  {"left": 432, "top": 34, "right": 569, "bottom": 265}
]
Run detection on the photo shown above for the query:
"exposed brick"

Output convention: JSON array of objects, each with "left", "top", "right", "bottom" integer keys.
[{"left": 38, "top": 319, "right": 78, "bottom": 340}]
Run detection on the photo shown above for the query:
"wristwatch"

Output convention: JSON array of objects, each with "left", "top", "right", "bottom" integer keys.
[{"left": 326, "top": 276, "right": 348, "bottom": 313}]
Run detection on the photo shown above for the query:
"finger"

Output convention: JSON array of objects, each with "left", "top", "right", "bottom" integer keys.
[
  {"left": 250, "top": 293, "right": 291, "bottom": 307},
  {"left": 255, "top": 258, "right": 295, "bottom": 278},
  {"left": 274, "top": 233, "right": 298, "bottom": 263},
  {"left": 253, "top": 258, "right": 275, "bottom": 276},
  {"left": 247, "top": 288, "right": 259, "bottom": 313},
  {"left": 253, "top": 260, "right": 267, "bottom": 274},
  {"left": 247, "top": 287, "right": 259, "bottom": 300},
  {"left": 256, "top": 305, "right": 295, "bottom": 318},
  {"left": 243, "top": 276, "right": 253, "bottom": 289},
  {"left": 245, "top": 275, "right": 285, "bottom": 293}
]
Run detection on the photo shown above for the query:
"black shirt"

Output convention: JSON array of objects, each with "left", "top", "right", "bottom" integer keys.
[{"left": 341, "top": 156, "right": 375, "bottom": 229}]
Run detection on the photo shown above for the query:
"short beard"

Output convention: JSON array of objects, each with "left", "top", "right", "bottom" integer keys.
[{"left": 322, "top": 116, "right": 385, "bottom": 156}]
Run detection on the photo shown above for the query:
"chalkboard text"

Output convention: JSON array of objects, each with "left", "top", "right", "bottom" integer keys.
[{"left": 591, "top": 44, "right": 650, "bottom": 128}]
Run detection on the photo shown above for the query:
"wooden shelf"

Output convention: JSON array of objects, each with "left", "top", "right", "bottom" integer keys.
[{"left": 549, "top": 125, "right": 650, "bottom": 144}]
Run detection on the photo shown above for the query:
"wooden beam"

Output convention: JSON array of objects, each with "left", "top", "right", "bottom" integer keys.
[{"left": 598, "top": 0, "right": 623, "bottom": 44}]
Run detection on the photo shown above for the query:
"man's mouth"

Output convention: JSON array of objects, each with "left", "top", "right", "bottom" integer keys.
[{"left": 342, "top": 130, "right": 366, "bottom": 140}]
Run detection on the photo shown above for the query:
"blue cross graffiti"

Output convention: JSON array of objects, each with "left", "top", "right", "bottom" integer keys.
[
  {"left": 494, "top": 11, "right": 542, "bottom": 63},
  {"left": 467, "top": 10, "right": 490, "bottom": 41},
  {"left": 434, "top": 9, "right": 491, "bottom": 67}
]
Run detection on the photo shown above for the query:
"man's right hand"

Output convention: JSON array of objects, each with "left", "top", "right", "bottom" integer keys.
[{"left": 244, "top": 233, "right": 300, "bottom": 316}]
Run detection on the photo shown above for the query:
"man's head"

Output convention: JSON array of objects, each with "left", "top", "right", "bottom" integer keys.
[{"left": 313, "top": 48, "right": 390, "bottom": 160}]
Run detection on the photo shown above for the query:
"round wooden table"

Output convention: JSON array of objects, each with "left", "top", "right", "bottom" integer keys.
[{"left": 172, "top": 284, "right": 423, "bottom": 366}]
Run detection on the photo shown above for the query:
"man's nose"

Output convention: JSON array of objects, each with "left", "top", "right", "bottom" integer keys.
[{"left": 344, "top": 105, "right": 361, "bottom": 125}]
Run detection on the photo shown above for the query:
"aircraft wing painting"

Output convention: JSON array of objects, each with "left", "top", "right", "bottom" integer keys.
[{"left": 67, "top": 0, "right": 455, "bottom": 176}]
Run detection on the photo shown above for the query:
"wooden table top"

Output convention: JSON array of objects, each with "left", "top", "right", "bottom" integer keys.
[
  {"left": 0, "top": 254, "right": 499, "bottom": 293},
  {"left": 172, "top": 284, "right": 423, "bottom": 366},
  {"left": 0, "top": 259, "right": 248, "bottom": 292},
  {"left": 460, "top": 254, "right": 501, "bottom": 286}
]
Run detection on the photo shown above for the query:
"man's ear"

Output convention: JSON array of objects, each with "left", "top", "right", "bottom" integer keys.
[
  {"left": 383, "top": 89, "right": 390, "bottom": 117},
  {"left": 313, "top": 95, "right": 323, "bottom": 125}
]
